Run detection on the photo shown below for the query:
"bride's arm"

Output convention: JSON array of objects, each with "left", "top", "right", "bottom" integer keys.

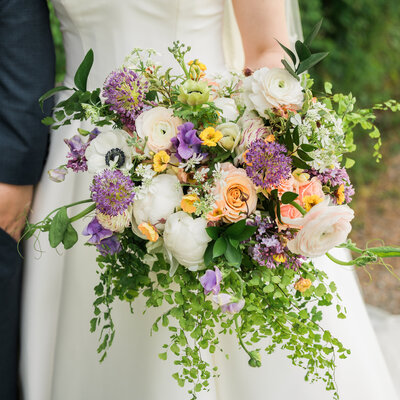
[{"left": 232, "top": 0, "right": 290, "bottom": 70}]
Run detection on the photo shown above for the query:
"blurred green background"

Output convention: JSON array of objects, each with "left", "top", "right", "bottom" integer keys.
[{"left": 48, "top": 1, "right": 400, "bottom": 312}]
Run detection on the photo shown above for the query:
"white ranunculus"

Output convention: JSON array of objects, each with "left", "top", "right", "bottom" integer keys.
[
  {"left": 85, "top": 129, "right": 132, "bottom": 173},
  {"left": 243, "top": 68, "right": 304, "bottom": 118},
  {"left": 132, "top": 174, "right": 183, "bottom": 231},
  {"left": 163, "top": 211, "right": 212, "bottom": 270},
  {"left": 217, "top": 122, "right": 241, "bottom": 151},
  {"left": 135, "top": 106, "right": 182, "bottom": 153},
  {"left": 286, "top": 200, "right": 354, "bottom": 258},
  {"left": 214, "top": 97, "right": 239, "bottom": 122}
]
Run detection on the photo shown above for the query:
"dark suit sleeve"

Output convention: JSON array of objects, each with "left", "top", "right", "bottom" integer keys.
[{"left": 0, "top": 0, "right": 55, "bottom": 185}]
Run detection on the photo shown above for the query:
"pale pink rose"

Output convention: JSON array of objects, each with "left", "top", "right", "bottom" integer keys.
[
  {"left": 286, "top": 200, "right": 355, "bottom": 258},
  {"left": 135, "top": 106, "right": 182, "bottom": 153}
]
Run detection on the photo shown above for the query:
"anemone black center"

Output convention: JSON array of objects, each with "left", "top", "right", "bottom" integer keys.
[{"left": 105, "top": 148, "right": 125, "bottom": 168}]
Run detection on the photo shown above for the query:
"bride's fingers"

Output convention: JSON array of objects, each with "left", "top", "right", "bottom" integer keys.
[{"left": 0, "top": 183, "right": 33, "bottom": 242}]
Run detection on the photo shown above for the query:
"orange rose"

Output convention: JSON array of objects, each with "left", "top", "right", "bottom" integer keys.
[{"left": 212, "top": 163, "right": 257, "bottom": 223}]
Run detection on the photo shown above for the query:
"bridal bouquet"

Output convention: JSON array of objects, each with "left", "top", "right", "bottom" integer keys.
[{"left": 30, "top": 22, "right": 400, "bottom": 399}]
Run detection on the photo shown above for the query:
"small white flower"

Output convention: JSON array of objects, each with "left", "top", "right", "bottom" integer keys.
[
  {"left": 178, "top": 153, "right": 204, "bottom": 171},
  {"left": 214, "top": 97, "right": 239, "bottom": 122},
  {"left": 193, "top": 168, "right": 209, "bottom": 183}
]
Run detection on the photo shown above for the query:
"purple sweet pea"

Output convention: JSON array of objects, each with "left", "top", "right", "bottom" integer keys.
[
  {"left": 82, "top": 217, "right": 113, "bottom": 245},
  {"left": 200, "top": 267, "right": 222, "bottom": 295},
  {"left": 213, "top": 293, "right": 245, "bottom": 314},
  {"left": 64, "top": 135, "right": 89, "bottom": 172},
  {"left": 96, "top": 235, "right": 122, "bottom": 256},
  {"left": 171, "top": 122, "right": 203, "bottom": 161}
]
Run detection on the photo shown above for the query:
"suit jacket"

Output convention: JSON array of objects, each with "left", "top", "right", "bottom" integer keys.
[{"left": 0, "top": 0, "right": 55, "bottom": 185}]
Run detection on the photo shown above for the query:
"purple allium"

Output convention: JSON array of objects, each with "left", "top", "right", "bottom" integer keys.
[
  {"left": 64, "top": 135, "right": 88, "bottom": 172},
  {"left": 82, "top": 217, "right": 113, "bottom": 244},
  {"left": 90, "top": 169, "right": 135, "bottom": 216},
  {"left": 171, "top": 122, "right": 203, "bottom": 161},
  {"left": 103, "top": 68, "right": 149, "bottom": 131},
  {"left": 245, "top": 140, "right": 291, "bottom": 189},
  {"left": 200, "top": 267, "right": 222, "bottom": 295},
  {"left": 309, "top": 167, "right": 355, "bottom": 204},
  {"left": 213, "top": 293, "right": 245, "bottom": 314},
  {"left": 247, "top": 216, "right": 304, "bottom": 270},
  {"left": 96, "top": 235, "right": 122, "bottom": 256}
]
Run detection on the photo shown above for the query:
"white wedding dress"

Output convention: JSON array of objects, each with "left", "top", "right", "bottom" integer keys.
[{"left": 21, "top": 1, "right": 398, "bottom": 399}]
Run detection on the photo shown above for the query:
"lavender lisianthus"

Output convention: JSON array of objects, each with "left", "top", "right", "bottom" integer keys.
[
  {"left": 90, "top": 169, "right": 135, "bottom": 216},
  {"left": 171, "top": 122, "right": 203, "bottom": 161},
  {"left": 245, "top": 140, "right": 291, "bottom": 189},
  {"left": 64, "top": 135, "right": 88, "bottom": 172},
  {"left": 82, "top": 217, "right": 113, "bottom": 244},
  {"left": 103, "top": 68, "right": 149, "bottom": 131},
  {"left": 200, "top": 267, "right": 222, "bottom": 295},
  {"left": 96, "top": 235, "right": 122, "bottom": 256}
]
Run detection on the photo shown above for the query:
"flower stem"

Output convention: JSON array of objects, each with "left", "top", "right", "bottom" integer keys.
[
  {"left": 69, "top": 203, "right": 96, "bottom": 223},
  {"left": 325, "top": 252, "right": 354, "bottom": 266},
  {"left": 234, "top": 318, "right": 253, "bottom": 359},
  {"left": 289, "top": 201, "right": 306, "bottom": 216}
]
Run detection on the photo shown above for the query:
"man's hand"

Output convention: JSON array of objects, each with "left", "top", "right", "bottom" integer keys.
[{"left": 0, "top": 183, "right": 33, "bottom": 242}]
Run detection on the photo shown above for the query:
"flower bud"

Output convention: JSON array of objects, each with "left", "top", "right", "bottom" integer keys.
[{"left": 48, "top": 166, "right": 68, "bottom": 182}]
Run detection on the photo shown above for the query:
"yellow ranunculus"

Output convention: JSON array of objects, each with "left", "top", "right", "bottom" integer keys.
[
  {"left": 138, "top": 222, "right": 159, "bottom": 242},
  {"left": 181, "top": 193, "right": 199, "bottom": 214}
]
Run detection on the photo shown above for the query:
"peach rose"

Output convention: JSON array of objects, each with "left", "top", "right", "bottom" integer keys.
[
  {"left": 135, "top": 106, "right": 182, "bottom": 153},
  {"left": 286, "top": 199, "right": 354, "bottom": 258},
  {"left": 212, "top": 163, "right": 257, "bottom": 223}
]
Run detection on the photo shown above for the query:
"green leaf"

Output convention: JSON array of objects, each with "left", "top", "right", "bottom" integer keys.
[
  {"left": 54, "top": 110, "right": 65, "bottom": 121},
  {"left": 170, "top": 343, "right": 180, "bottom": 355},
  {"left": 295, "top": 40, "right": 311, "bottom": 61},
  {"left": 225, "top": 242, "right": 242, "bottom": 267},
  {"left": 206, "top": 226, "right": 221, "bottom": 240},
  {"left": 158, "top": 352, "right": 167, "bottom": 360},
  {"left": 39, "top": 86, "right": 72, "bottom": 111},
  {"left": 229, "top": 238, "right": 240, "bottom": 248},
  {"left": 324, "top": 81, "right": 333, "bottom": 95},
  {"left": 213, "top": 237, "right": 227, "bottom": 258},
  {"left": 300, "top": 143, "right": 317, "bottom": 152},
  {"left": 281, "top": 59, "right": 299, "bottom": 81},
  {"left": 204, "top": 242, "right": 214, "bottom": 266},
  {"left": 277, "top": 40, "right": 297, "bottom": 66},
  {"left": 49, "top": 207, "right": 69, "bottom": 248},
  {"left": 292, "top": 156, "right": 310, "bottom": 170},
  {"left": 344, "top": 158, "right": 355, "bottom": 168},
  {"left": 292, "top": 126, "right": 300, "bottom": 145},
  {"left": 297, "top": 149, "right": 314, "bottom": 162},
  {"left": 41, "top": 116, "right": 56, "bottom": 126},
  {"left": 296, "top": 52, "right": 329, "bottom": 75},
  {"left": 281, "top": 191, "right": 299, "bottom": 204},
  {"left": 74, "top": 49, "right": 94, "bottom": 91},
  {"left": 304, "top": 18, "right": 323, "bottom": 47},
  {"left": 228, "top": 225, "right": 257, "bottom": 241},
  {"left": 62, "top": 223, "right": 78, "bottom": 249},
  {"left": 225, "top": 219, "right": 246, "bottom": 237}
]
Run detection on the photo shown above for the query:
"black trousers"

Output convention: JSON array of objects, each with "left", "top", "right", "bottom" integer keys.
[{"left": 0, "top": 228, "right": 22, "bottom": 400}]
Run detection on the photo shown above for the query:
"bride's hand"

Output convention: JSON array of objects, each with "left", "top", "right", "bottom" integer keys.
[
  {"left": 0, "top": 183, "right": 33, "bottom": 242},
  {"left": 232, "top": 0, "right": 290, "bottom": 70}
]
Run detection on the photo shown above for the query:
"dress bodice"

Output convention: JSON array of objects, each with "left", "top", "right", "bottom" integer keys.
[{"left": 52, "top": 0, "right": 226, "bottom": 88}]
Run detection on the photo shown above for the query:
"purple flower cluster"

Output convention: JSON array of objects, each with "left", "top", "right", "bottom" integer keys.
[
  {"left": 64, "top": 135, "right": 88, "bottom": 172},
  {"left": 103, "top": 68, "right": 149, "bottom": 131},
  {"left": 247, "top": 216, "right": 304, "bottom": 270},
  {"left": 245, "top": 140, "right": 291, "bottom": 189},
  {"left": 171, "top": 122, "right": 203, "bottom": 161},
  {"left": 90, "top": 169, "right": 135, "bottom": 216},
  {"left": 309, "top": 167, "right": 355, "bottom": 204}
]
